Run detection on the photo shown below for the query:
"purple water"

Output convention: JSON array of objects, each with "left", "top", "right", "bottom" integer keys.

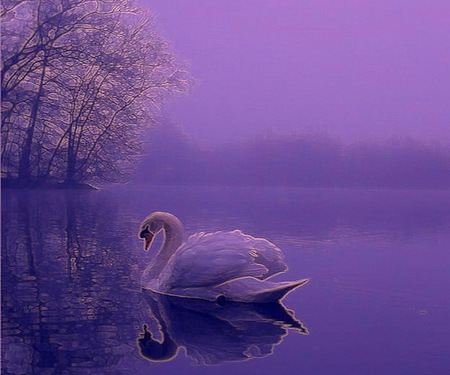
[{"left": 2, "top": 186, "right": 450, "bottom": 374}]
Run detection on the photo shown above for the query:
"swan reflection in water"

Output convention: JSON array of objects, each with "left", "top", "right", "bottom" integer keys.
[{"left": 138, "top": 290, "right": 308, "bottom": 365}]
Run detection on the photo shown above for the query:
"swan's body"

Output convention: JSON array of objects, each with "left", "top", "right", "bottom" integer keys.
[{"left": 139, "top": 212, "right": 308, "bottom": 303}]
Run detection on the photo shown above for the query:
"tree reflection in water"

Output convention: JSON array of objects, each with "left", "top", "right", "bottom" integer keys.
[
  {"left": 2, "top": 190, "right": 148, "bottom": 374},
  {"left": 138, "top": 290, "right": 307, "bottom": 365}
]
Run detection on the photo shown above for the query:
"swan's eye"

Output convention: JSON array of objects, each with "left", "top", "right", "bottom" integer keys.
[{"left": 139, "top": 227, "right": 150, "bottom": 239}]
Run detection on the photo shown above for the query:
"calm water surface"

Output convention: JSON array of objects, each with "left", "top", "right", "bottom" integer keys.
[{"left": 2, "top": 185, "right": 450, "bottom": 375}]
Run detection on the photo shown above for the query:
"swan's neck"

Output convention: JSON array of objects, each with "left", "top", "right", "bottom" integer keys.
[{"left": 150, "top": 215, "right": 183, "bottom": 279}]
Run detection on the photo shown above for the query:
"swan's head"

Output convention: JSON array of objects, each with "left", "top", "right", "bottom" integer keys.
[
  {"left": 138, "top": 211, "right": 183, "bottom": 251},
  {"left": 139, "top": 215, "right": 164, "bottom": 251}
]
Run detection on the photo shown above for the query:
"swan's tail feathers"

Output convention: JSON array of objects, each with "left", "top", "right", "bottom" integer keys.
[{"left": 253, "top": 279, "right": 309, "bottom": 303}]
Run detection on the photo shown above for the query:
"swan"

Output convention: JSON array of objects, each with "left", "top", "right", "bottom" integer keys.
[{"left": 139, "top": 212, "right": 308, "bottom": 303}]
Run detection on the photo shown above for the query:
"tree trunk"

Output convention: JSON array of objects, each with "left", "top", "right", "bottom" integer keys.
[
  {"left": 65, "top": 152, "right": 76, "bottom": 184},
  {"left": 18, "top": 53, "right": 48, "bottom": 186}
]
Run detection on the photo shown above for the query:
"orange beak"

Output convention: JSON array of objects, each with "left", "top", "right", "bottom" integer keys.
[{"left": 143, "top": 233, "right": 154, "bottom": 251}]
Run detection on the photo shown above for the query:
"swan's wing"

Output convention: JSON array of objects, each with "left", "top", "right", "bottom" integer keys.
[{"left": 160, "top": 230, "right": 287, "bottom": 291}]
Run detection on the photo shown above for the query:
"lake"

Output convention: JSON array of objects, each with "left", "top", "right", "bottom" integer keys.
[{"left": 2, "top": 185, "right": 450, "bottom": 375}]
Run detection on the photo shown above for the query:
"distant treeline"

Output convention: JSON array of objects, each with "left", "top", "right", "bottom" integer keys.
[{"left": 136, "top": 123, "right": 450, "bottom": 189}]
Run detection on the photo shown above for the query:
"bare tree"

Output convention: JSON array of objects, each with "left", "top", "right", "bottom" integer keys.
[{"left": 1, "top": 0, "right": 189, "bottom": 186}]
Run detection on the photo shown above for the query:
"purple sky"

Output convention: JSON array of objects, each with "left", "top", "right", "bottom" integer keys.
[{"left": 141, "top": 0, "right": 450, "bottom": 144}]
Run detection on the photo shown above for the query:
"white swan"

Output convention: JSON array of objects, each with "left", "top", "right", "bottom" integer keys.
[{"left": 139, "top": 212, "right": 308, "bottom": 303}]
